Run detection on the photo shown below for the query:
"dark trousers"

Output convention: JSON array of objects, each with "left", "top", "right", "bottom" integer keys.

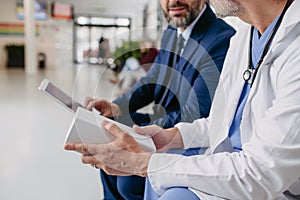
[{"left": 101, "top": 170, "right": 145, "bottom": 200}]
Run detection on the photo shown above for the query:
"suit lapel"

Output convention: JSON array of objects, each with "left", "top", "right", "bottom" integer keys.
[
  {"left": 155, "top": 28, "right": 177, "bottom": 106},
  {"left": 161, "top": 28, "right": 177, "bottom": 63},
  {"left": 181, "top": 5, "right": 215, "bottom": 66},
  {"left": 164, "top": 6, "right": 216, "bottom": 107}
]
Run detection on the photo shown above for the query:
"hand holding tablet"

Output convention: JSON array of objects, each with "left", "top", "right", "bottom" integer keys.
[
  {"left": 65, "top": 107, "right": 156, "bottom": 152},
  {"left": 38, "top": 79, "right": 156, "bottom": 152}
]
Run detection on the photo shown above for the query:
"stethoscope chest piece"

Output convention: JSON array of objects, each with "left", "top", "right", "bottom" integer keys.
[{"left": 243, "top": 68, "right": 255, "bottom": 85}]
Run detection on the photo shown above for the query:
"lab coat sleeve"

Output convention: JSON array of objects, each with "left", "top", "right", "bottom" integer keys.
[
  {"left": 148, "top": 131, "right": 300, "bottom": 199},
  {"left": 147, "top": 42, "right": 300, "bottom": 200},
  {"left": 175, "top": 118, "right": 210, "bottom": 149}
]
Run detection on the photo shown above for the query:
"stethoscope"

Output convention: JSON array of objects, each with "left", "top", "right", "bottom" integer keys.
[{"left": 243, "top": 0, "right": 293, "bottom": 86}]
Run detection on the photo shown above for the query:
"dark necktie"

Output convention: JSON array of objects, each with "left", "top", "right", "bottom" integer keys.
[{"left": 174, "top": 34, "right": 185, "bottom": 65}]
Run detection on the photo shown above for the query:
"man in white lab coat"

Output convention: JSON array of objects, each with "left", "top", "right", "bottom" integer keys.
[{"left": 65, "top": 0, "right": 300, "bottom": 199}]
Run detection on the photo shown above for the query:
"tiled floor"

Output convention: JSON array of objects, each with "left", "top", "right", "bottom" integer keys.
[{"left": 0, "top": 65, "right": 120, "bottom": 200}]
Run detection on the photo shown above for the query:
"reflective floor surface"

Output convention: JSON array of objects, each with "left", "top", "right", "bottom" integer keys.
[{"left": 0, "top": 65, "right": 120, "bottom": 200}]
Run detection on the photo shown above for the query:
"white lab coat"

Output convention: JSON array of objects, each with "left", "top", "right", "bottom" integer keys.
[{"left": 147, "top": 1, "right": 300, "bottom": 199}]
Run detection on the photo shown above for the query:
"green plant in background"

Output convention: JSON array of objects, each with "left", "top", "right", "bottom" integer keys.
[
  {"left": 114, "top": 40, "right": 141, "bottom": 60},
  {"left": 113, "top": 40, "right": 141, "bottom": 73}
]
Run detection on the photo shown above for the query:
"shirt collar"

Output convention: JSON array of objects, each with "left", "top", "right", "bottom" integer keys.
[
  {"left": 251, "top": 14, "right": 280, "bottom": 67},
  {"left": 177, "top": 4, "right": 207, "bottom": 41}
]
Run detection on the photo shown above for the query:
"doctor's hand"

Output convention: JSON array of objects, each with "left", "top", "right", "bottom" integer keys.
[
  {"left": 84, "top": 97, "right": 122, "bottom": 117},
  {"left": 64, "top": 120, "right": 151, "bottom": 177},
  {"left": 133, "top": 125, "right": 184, "bottom": 153}
]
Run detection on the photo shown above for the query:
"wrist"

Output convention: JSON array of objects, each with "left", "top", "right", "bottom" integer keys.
[
  {"left": 168, "top": 127, "right": 184, "bottom": 149},
  {"left": 136, "top": 152, "right": 152, "bottom": 177}
]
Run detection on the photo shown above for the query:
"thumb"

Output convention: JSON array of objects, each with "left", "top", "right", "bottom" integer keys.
[
  {"left": 84, "top": 96, "right": 94, "bottom": 106},
  {"left": 85, "top": 97, "right": 96, "bottom": 111},
  {"left": 133, "top": 125, "right": 162, "bottom": 137},
  {"left": 102, "top": 120, "right": 125, "bottom": 138}
]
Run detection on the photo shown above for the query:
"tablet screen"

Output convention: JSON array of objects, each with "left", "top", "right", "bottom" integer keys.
[{"left": 45, "top": 82, "right": 82, "bottom": 112}]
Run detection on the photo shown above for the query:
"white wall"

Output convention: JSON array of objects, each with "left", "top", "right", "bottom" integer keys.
[
  {"left": 0, "top": 0, "right": 154, "bottom": 70},
  {"left": 37, "top": 20, "right": 73, "bottom": 69},
  {"left": 127, "top": 4, "right": 147, "bottom": 42},
  {"left": 0, "top": 0, "right": 22, "bottom": 69},
  {"left": 144, "top": 0, "right": 160, "bottom": 41},
  {"left": 123, "top": 0, "right": 160, "bottom": 44},
  {"left": 0, "top": 0, "right": 73, "bottom": 70}
]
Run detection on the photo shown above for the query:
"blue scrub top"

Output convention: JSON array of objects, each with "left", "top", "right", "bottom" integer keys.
[{"left": 229, "top": 16, "right": 280, "bottom": 152}]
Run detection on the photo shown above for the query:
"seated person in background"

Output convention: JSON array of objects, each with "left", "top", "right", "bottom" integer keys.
[
  {"left": 83, "top": 0, "right": 235, "bottom": 199},
  {"left": 116, "top": 57, "right": 147, "bottom": 95},
  {"left": 66, "top": 0, "right": 300, "bottom": 199},
  {"left": 139, "top": 40, "right": 159, "bottom": 72},
  {"left": 111, "top": 40, "right": 159, "bottom": 95},
  {"left": 98, "top": 37, "right": 111, "bottom": 64},
  {"left": 113, "top": 40, "right": 159, "bottom": 96}
]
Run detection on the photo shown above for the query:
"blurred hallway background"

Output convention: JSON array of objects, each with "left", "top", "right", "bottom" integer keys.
[{"left": 0, "top": 0, "right": 240, "bottom": 199}]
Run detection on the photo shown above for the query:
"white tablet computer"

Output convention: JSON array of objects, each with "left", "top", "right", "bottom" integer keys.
[
  {"left": 65, "top": 107, "right": 156, "bottom": 152},
  {"left": 39, "top": 79, "right": 156, "bottom": 152},
  {"left": 39, "top": 79, "right": 83, "bottom": 112}
]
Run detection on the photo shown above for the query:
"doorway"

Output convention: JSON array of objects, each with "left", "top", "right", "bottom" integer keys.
[{"left": 73, "top": 16, "right": 131, "bottom": 64}]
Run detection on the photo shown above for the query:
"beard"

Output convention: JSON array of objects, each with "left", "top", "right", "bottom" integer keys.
[
  {"left": 164, "top": 1, "right": 201, "bottom": 28},
  {"left": 210, "top": 0, "right": 240, "bottom": 18}
]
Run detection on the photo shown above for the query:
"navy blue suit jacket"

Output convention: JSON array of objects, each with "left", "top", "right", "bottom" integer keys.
[{"left": 114, "top": 6, "right": 235, "bottom": 128}]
